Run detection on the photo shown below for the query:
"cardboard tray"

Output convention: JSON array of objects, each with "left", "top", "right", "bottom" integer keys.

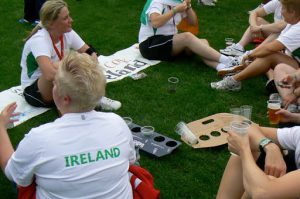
[
  {"left": 130, "top": 123, "right": 181, "bottom": 157},
  {"left": 184, "top": 113, "right": 253, "bottom": 148}
]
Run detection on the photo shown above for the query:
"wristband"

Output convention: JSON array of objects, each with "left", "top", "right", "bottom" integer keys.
[
  {"left": 259, "top": 138, "right": 273, "bottom": 153},
  {"left": 172, "top": 8, "right": 177, "bottom": 16},
  {"left": 85, "top": 45, "right": 98, "bottom": 56}
]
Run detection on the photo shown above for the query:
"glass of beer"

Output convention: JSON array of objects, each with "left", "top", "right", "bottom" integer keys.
[{"left": 267, "top": 100, "right": 281, "bottom": 124}]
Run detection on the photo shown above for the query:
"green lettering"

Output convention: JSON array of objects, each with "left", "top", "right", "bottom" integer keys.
[
  {"left": 70, "top": 155, "right": 80, "bottom": 166},
  {"left": 65, "top": 156, "right": 70, "bottom": 167},
  {"left": 88, "top": 152, "right": 95, "bottom": 163},
  {"left": 80, "top": 153, "right": 87, "bottom": 164},
  {"left": 96, "top": 150, "right": 105, "bottom": 161},
  {"left": 105, "top": 148, "right": 114, "bottom": 159},
  {"left": 113, "top": 147, "right": 120, "bottom": 157}
]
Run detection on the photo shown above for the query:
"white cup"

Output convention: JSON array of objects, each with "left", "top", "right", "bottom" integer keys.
[
  {"left": 141, "top": 126, "right": 155, "bottom": 137},
  {"left": 230, "top": 121, "right": 250, "bottom": 136},
  {"left": 168, "top": 77, "right": 179, "bottom": 93},
  {"left": 240, "top": 105, "right": 252, "bottom": 121},
  {"left": 123, "top": 117, "right": 133, "bottom": 127},
  {"left": 175, "top": 122, "right": 198, "bottom": 145},
  {"left": 225, "top": 38, "right": 234, "bottom": 46}
]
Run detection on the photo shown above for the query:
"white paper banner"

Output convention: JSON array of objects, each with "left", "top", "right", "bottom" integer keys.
[
  {"left": 0, "top": 86, "right": 49, "bottom": 128},
  {"left": 99, "top": 44, "right": 160, "bottom": 82}
]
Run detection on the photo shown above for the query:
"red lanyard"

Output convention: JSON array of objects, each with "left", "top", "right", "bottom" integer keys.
[{"left": 50, "top": 35, "right": 64, "bottom": 60}]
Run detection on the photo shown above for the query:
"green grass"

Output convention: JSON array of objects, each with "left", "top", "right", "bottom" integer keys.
[{"left": 0, "top": 0, "right": 269, "bottom": 198}]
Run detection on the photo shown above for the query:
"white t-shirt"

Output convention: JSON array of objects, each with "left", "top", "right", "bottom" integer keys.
[
  {"left": 138, "top": 2, "right": 186, "bottom": 43},
  {"left": 20, "top": 28, "right": 85, "bottom": 88},
  {"left": 277, "top": 21, "right": 300, "bottom": 63},
  {"left": 5, "top": 111, "right": 136, "bottom": 199},
  {"left": 277, "top": 127, "right": 300, "bottom": 169},
  {"left": 263, "top": 0, "right": 282, "bottom": 22}
]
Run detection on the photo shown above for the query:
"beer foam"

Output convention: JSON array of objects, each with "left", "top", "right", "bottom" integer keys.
[{"left": 268, "top": 103, "right": 281, "bottom": 109}]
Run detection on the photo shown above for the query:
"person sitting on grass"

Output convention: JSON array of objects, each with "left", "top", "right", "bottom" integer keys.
[
  {"left": 211, "top": 0, "right": 300, "bottom": 91},
  {"left": 220, "top": 0, "right": 286, "bottom": 57},
  {"left": 273, "top": 63, "right": 300, "bottom": 110},
  {"left": 138, "top": 0, "right": 244, "bottom": 76},
  {"left": 1, "top": 51, "right": 136, "bottom": 198},
  {"left": 217, "top": 123, "right": 300, "bottom": 199},
  {"left": 21, "top": 0, "right": 121, "bottom": 111}
]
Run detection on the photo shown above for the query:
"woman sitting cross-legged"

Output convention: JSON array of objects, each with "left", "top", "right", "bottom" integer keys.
[{"left": 138, "top": 0, "right": 244, "bottom": 76}]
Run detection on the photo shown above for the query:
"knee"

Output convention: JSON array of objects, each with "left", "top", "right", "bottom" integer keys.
[
  {"left": 180, "top": 32, "right": 196, "bottom": 43},
  {"left": 274, "top": 63, "right": 294, "bottom": 74}
]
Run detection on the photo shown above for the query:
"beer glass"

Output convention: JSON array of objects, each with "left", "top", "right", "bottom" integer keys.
[{"left": 267, "top": 100, "right": 281, "bottom": 124}]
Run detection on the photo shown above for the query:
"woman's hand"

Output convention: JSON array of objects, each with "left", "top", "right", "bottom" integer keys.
[
  {"left": 175, "top": 1, "right": 188, "bottom": 13},
  {"left": 227, "top": 131, "right": 250, "bottom": 156},
  {"left": 250, "top": 25, "right": 261, "bottom": 34},
  {"left": 276, "top": 109, "right": 298, "bottom": 123},
  {"left": 0, "top": 102, "right": 18, "bottom": 128},
  {"left": 283, "top": 93, "right": 297, "bottom": 109},
  {"left": 278, "top": 74, "right": 296, "bottom": 89}
]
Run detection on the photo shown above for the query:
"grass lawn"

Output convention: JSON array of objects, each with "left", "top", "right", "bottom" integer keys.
[{"left": 0, "top": 0, "right": 271, "bottom": 198}]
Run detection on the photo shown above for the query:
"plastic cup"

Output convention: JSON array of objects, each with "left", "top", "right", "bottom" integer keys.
[
  {"left": 240, "top": 105, "right": 252, "bottom": 121},
  {"left": 175, "top": 121, "right": 198, "bottom": 145},
  {"left": 230, "top": 107, "right": 241, "bottom": 122},
  {"left": 123, "top": 117, "right": 133, "bottom": 127},
  {"left": 141, "top": 126, "right": 155, "bottom": 137},
  {"left": 230, "top": 121, "right": 250, "bottom": 136},
  {"left": 225, "top": 38, "right": 234, "bottom": 46},
  {"left": 168, "top": 77, "right": 179, "bottom": 93},
  {"left": 267, "top": 100, "right": 281, "bottom": 125}
]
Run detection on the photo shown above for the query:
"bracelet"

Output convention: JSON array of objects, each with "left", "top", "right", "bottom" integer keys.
[
  {"left": 187, "top": 4, "right": 192, "bottom": 10},
  {"left": 172, "top": 8, "right": 177, "bottom": 16}
]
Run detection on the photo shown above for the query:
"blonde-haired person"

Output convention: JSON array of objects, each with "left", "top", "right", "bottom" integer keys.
[
  {"left": 1, "top": 51, "right": 136, "bottom": 198},
  {"left": 21, "top": 0, "right": 121, "bottom": 111},
  {"left": 211, "top": 0, "right": 300, "bottom": 91}
]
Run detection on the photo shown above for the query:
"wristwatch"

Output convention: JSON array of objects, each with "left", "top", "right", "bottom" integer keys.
[{"left": 259, "top": 138, "right": 273, "bottom": 152}]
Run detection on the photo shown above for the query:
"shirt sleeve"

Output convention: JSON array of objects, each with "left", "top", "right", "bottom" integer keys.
[
  {"left": 277, "top": 127, "right": 300, "bottom": 151},
  {"left": 277, "top": 24, "right": 300, "bottom": 53},
  {"left": 148, "top": 2, "right": 164, "bottom": 16},
  {"left": 5, "top": 130, "right": 42, "bottom": 186},
  {"left": 30, "top": 34, "right": 52, "bottom": 59},
  {"left": 67, "top": 30, "right": 85, "bottom": 51},
  {"left": 263, "top": 0, "right": 277, "bottom": 14}
]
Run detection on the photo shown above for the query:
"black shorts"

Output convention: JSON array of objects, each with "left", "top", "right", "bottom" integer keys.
[
  {"left": 23, "top": 79, "right": 55, "bottom": 108},
  {"left": 256, "top": 150, "right": 297, "bottom": 172},
  {"left": 139, "top": 35, "right": 174, "bottom": 61}
]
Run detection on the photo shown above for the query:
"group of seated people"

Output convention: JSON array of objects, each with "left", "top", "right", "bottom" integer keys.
[{"left": 0, "top": 0, "right": 300, "bottom": 198}]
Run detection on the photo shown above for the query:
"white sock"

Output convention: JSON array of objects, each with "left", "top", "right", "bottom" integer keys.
[
  {"left": 219, "top": 55, "right": 230, "bottom": 64},
  {"left": 216, "top": 63, "right": 226, "bottom": 71},
  {"left": 235, "top": 43, "right": 244, "bottom": 51}
]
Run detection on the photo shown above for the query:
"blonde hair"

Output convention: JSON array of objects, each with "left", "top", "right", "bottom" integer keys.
[
  {"left": 55, "top": 51, "right": 106, "bottom": 112},
  {"left": 281, "top": 0, "right": 300, "bottom": 17},
  {"left": 25, "top": 0, "right": 67, "bottom": 41}
]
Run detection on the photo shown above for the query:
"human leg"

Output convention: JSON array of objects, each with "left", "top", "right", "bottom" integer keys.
[
  {"left": 216, "top": 155, "right": 245, "bottom": 199},
  {"left": 23, "top": 78, "right": 55, "bottom": 108},
  {"left": 172, "top": 32, "right": 223, "bottom": 68},
  {"left": 211, "top": 53, "right": 296, "bottom": 91}
]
